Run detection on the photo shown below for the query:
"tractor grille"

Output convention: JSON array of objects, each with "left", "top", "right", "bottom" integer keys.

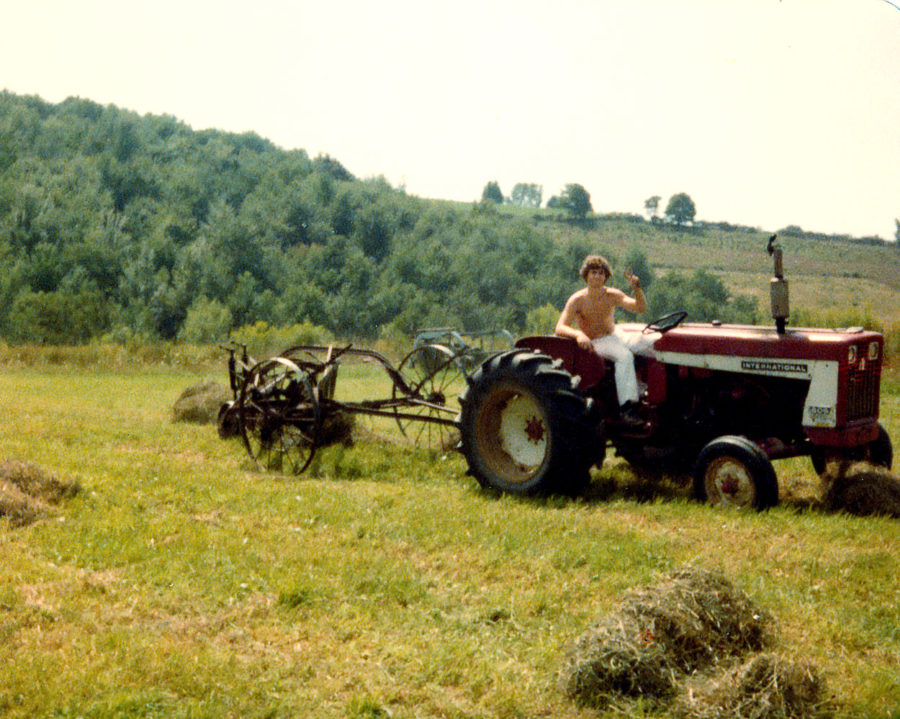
[{"left": 846, "top": 369, "right": 880, "bottom": 421}]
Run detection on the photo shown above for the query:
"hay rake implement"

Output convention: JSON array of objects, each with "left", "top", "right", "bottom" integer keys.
[{"left": 218, "top": 342, "right": 464, "bottom": 474}]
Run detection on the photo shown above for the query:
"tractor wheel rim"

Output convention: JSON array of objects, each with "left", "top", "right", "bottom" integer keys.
[
  {"left": 498, "top": 393, "right": 548, "bottom": 471},
  {"left": 705, "top": 457, "right": 755, "bottom": 507}
]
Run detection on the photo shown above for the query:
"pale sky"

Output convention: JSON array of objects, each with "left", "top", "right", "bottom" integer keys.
[{"left": 3, "top": 0, "right": 899, "bottom": 240}]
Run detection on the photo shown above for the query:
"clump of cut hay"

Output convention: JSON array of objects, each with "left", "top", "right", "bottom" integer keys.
[
  {"left": 0, "top": 459, "right": 80, "bottom": 503},
  {"left": 821, "top": 461, "right": 900, "bottom": 518},
  {"left": 676, "top": 653, "right": 833, "bottom": 719},
  {"left": 559, "top": 567, "right": 772, "bottom": 709},
  {"left": 0, "top": 459, "right": 80, "bottom": 527},
  {"left": 0, "top": 481, "right": 44, "bottom": 527},
  {"left": 317, "top": 410, "right": 355, "bottom": 448},
  {"left": 172, "top": 381, "right": 231, "bottom": 424},
  {"left": 216, "top": 402, "right": 240, "bottom": 439},
  {"left": 558, "top": 614, "right": 676, "bottom": 707},
  {"left": 622, "top": 566, "right": 772, "bottom": 673}
]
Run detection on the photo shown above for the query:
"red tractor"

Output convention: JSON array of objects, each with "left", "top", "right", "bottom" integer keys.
[{"left": 457, "top": 238, "right": 893, "bottom": 509}]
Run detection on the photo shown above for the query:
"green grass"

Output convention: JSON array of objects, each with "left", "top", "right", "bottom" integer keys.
[{"left": 1, "top": 359, "right": 899, "bottom": 718}]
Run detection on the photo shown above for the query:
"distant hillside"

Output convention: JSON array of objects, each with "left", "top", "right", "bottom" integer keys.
[
  {"left": 1, "top": 91, "right": 897, "bottom": 346},
  {"left": 538, "top": 214, "right": 900, "bottom": 316}
]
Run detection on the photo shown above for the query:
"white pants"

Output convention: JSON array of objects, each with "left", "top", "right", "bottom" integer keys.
[{"left": 591, "top": 329, "right": 659, "bottom": 406}]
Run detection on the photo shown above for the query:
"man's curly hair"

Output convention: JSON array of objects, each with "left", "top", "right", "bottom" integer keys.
[{"left": 580, "top": 255, "right": 612, "bottom": 281}]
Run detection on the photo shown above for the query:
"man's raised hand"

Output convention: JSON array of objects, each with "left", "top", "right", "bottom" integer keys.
[{"left": 625, "top": 268, "right": 641, "bottom": 290}]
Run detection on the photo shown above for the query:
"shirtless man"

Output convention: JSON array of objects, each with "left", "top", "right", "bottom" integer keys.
[{"left": 555, "top": 255, "right": 647, "bottom": 423}]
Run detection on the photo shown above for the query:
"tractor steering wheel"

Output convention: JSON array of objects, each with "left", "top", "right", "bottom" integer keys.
[{"left": 643, "top": 310, "right": 688, "bottom": 334}]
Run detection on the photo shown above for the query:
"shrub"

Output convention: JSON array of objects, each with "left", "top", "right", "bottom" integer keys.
[
  {"left": 177, "top": 296, "right": 232, "bottom": 344},
  {"left": 7, "top": 288, "right": 112, "bottom": 344},
  {"left": 231, "top": 320, "right": 332, "bottom": 357},
  {"left": 524, "top": 303, "right": 560, "bottom": 335}
]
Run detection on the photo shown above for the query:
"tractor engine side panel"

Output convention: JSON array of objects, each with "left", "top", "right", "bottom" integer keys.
[
  {"left": 656, "top": 349, "right": 830, "bottom": 419},
  {"left": 655, "top": 348, "right": 878, "bottom": 447},
  {"left": 663, "top": 364, "right": 809, "bottom": 445}
]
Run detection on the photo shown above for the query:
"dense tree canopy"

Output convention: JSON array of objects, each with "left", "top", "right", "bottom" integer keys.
[
  {"left": 0, "top": 92, "right": 757, "bottom": 344},
  {"left": 644, "top": 269, "right": 756, "bottom": 324}
]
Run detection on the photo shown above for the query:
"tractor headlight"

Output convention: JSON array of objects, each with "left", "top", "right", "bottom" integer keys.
[
  {"left": 848, "top": 345, "right": 858, "bottom": 364},
  {"left": 868, "top": 342, "right": 880, "bottom": 361}
]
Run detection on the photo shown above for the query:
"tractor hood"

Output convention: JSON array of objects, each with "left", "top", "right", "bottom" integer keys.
[{"left": 644, "top": 322, "right": 883, "bottom": 365}]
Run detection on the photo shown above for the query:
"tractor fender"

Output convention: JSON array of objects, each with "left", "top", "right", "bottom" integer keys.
[{"left": 514, "top": 336, "right": 609, "bottom": 391}]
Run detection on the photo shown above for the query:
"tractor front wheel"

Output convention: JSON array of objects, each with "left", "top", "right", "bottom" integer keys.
[
  {"left": 458, "top": 350, "right": 595, "bottom": 495},
  {"left": 693, "top": 435, "right": 778, "bottom": 510}
]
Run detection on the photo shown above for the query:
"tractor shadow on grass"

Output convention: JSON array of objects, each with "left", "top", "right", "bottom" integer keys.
[{"left": 582, "top": 459, "right": 694, "bottom": 506}]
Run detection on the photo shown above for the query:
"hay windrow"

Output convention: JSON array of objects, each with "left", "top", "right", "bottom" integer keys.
[
  {"left": 559, "top": 567, "right": 772, "bottom": 709},
  {"left": 0, "top": 480, "right": 46, "bottom": 527},
  {"left": 821, "top": 461, "right": 900, "bottom": 518},
  {"left": 0, "top": 459, "right": 80, "bottom": 527},
  {"left": 172, "top": 381, "right": 231, "bottom": 424},
  {"left": 675, "top": 653, "right": 833, "bottom": 719}
]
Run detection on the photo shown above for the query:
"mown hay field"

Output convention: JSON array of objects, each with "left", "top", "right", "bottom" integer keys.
[{"left": 0, "top": 358, "right": 898, "bottom": 718}]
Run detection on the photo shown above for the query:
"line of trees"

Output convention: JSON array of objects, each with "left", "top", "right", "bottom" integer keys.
[
  {"left": 485, "top": 181, "right": 595, "bottom": 219},
  {"left": 0, "top": 92, "right": 760, "bottom": 345},
  {"left": 483, "top": 181, "right": 697, "bottom": 227}
]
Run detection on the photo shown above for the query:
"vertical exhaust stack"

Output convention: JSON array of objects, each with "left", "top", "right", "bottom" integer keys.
[{"left": 767, "top": 235, "right": 789, "bottom": 335}]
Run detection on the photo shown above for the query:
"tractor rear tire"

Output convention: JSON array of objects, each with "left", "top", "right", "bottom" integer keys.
[
  {"left": 693, "top": 435, "right": 778, "bottom": 510},
  {"left": 458, "top": 350, "right": 595, "bottom": 496}
]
